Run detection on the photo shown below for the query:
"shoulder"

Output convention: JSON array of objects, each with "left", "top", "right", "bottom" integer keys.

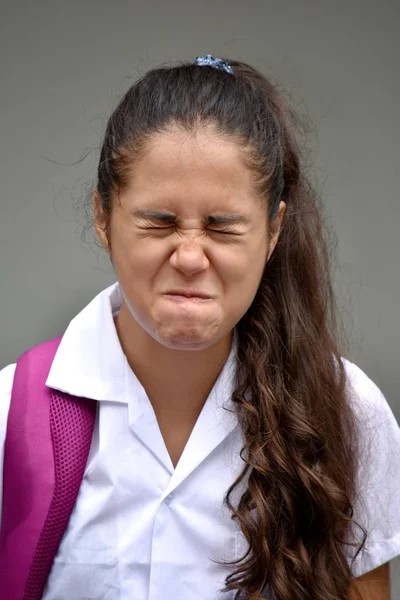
[
  {"left": 0, "top": 363, "right": 16, "bottom": 426},
  {"left": 0, "top": 363, "right": 16, "bottom": 391},
  {"left": 0, "top": 337, "right": 62, "bottom": 429},
  {"left": 341, "top": 357, "right": 399, "bottom": 472},
  {"left": 342, "top": 357, "right": 385, "bottom": 404},
  {"left": 341, "top": 357, "right": 398, "bottom": 429},
  {"left": 0, "top": 364, "right": 17, "bottom": 521}
]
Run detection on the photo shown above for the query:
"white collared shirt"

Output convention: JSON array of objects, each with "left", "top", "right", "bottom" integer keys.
[{"left": 1, "top": 283, "right": 400, "bottom": 599}]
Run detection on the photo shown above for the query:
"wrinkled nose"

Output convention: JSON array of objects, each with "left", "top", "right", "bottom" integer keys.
[{"left": 169, "top": 240, "right": 210, "bottom": 276}]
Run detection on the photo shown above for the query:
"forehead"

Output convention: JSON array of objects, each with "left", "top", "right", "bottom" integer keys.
[{"left": 124, "top": 127, "right": 261, "bottom": 211}]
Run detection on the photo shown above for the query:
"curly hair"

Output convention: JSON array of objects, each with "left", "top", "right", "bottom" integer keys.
[{"left": 94, "top": 57, "right": 367, "bottom": 600}]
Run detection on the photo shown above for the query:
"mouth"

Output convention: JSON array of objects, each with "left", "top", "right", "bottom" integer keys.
[{"left": 164, "top": 290, "right": 214, "bottom": 301}]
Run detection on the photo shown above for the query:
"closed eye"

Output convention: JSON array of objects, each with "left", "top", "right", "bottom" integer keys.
[
  {"left": 139, "top": 225, "right": 174, "bottom": 230},
  {"left": 208, "top": 229, "right": 242, "bottom": 236}
]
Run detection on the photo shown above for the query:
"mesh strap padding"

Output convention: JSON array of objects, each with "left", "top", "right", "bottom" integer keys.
[{"left": 23, "top": 391, "right": 96, "bottom": 600}]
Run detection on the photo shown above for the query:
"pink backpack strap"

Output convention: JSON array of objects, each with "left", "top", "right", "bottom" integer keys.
[{"left": 0, "top": 338, "right": 97, "bottom": 600}]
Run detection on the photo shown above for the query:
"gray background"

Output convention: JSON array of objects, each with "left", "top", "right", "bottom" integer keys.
[{"left": 1, "top": 0, "right": 399, "bottom": 594}]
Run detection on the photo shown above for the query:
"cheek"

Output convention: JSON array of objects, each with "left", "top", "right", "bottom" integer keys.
[
  {"left": 215, "top": 237, "right": 268, "bottom": 289},
  {"left": 110, "top": 228, "right": 163, "bottom": 282}
]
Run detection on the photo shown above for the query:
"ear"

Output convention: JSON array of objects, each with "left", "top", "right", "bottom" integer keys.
[
  {"left": 267, "top": 201, "right": 286, "bottom": 261},
  {"left": 93, "top": 191, "right": 110, "bottom": 252}
]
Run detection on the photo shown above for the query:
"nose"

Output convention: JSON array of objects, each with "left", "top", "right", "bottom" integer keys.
[{"left": 169, "top": 240, "right": 210, "bottom": 276}]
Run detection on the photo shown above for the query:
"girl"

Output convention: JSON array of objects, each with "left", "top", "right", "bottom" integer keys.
[{"left": 1, "top": 55, "right": 399, "bottom": 600}]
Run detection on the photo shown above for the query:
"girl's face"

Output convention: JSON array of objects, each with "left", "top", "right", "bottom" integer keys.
[{"left": 95, "top": 126, "right": 285, "bottom": 351}]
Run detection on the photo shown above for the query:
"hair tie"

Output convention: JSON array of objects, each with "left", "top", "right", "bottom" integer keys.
[{"left": 194, "top": 54, "right": 233, "bottom": 75}]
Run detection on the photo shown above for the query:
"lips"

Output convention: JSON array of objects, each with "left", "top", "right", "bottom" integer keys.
[{"left": 164, "top": 290, "right": 213, "bottom": 299}]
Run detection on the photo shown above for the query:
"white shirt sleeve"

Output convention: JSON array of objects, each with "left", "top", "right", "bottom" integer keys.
[
  {"left": 0, "top": 364, "right": 16, "bottom": 531},
  {"left": 343, "top": 359, "right": 400, "bottom": 577}
]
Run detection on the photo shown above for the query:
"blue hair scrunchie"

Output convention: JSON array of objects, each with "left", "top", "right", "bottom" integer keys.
[{"left": 194, "top": 54, "right": 233, "bottom": 75}]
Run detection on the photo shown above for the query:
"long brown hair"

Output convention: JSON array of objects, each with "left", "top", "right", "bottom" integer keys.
[{"left": 94, "top": 58, "right": 366, "bottom": 600}]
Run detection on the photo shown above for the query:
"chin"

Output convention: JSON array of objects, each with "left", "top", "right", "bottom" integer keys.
[{"left": 155, "top": 324, "right": 220, "bottom": 351}]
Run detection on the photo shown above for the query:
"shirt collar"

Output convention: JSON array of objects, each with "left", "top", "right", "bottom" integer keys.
[
  {"left": 46, "top": 283, "right": 239, "bottom": 409},
  {"left": 46, "top": 282, "right": 129, "bottom": 403}
]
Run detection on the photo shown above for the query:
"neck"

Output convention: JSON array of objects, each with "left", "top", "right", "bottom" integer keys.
[{"left": 114, "top": 304, "right": 233, "bottom": 414}]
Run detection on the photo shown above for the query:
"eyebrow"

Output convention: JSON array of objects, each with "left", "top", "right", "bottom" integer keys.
[
  {"left": 133, "top": 210, "right": 249, "bottom": 226},
  {"left": 133, "top": 210, "right": 177, "bottom": 222},
  {"left": 204, "top": 214, "right": 249, "bottom": 226}
]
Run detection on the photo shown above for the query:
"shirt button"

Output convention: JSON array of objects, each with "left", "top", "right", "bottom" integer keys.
[{"left": 165, "top": 493, "right": 174, "bottom": 505}]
